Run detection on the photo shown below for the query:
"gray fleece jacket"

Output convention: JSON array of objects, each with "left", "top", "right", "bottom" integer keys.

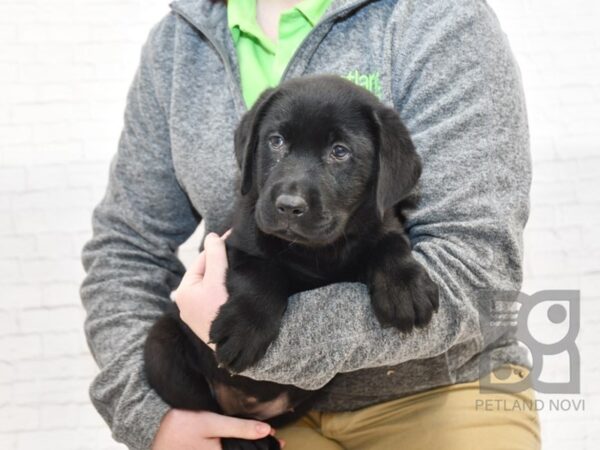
[{"left": 80, "top": 0, "right": 531, "bottom": 448}]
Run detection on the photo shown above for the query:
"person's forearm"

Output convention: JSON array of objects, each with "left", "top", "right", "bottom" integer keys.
[{"left": 81, "top": 14, "right": 200, "bottom": 449}]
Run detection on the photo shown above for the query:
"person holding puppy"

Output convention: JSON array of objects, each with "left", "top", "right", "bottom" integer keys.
[{"left": 80, "top": 0, "right": 541, "bottom": 449}]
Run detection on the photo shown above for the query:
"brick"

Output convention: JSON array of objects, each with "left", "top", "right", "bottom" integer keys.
[
  {"left": 0, "top": 406, "right": 39, "bottom": 432},
  {"left": 576, "top": 156, "right": 600, "bottom": 180},
  {"left": 0, "top": 434, "right": 16, "bottom": 450},
  {"left": 16, "top": 429, "right": 112, "bottom": 450},
  {"left": 41, "top": 282, "right": 81, "bottom": 308},
  {"left": 15, "top": 355, "right": 96, "bottom": 380},
  {"left": 0, "top": 235, "right": 36, "bottom": 257},
  {"left": 18, "top": 306, "right": 84, "bottom": 333},
  {"left": 0, "top": 145, "right": 35, "bottom": 167},
  {"left": 39, "top": 404, "right": 80, "bottom": 430},
  {"left": 0, "top": 334, "right": 42, "bottom": 360},
  {"left": 66, "top": 162, "right": 110, "bottom": 188},
  {"left": 36, "top": 83, "right": 75, "bottom": 102},
  {"left": 31, "top": 122, "right": 74, "bottom": 145},
  {"left": 0, "top": 360, "right": 14, "bottom": 383},
  {"left": 34, "top": 45, "right": 75, "bottom": 65},
  {"left": 83, "top": 138, "right": 121, "bottom": 161},
  {"left": 17, "top": 24, "right": 92, "bottom": 44},
  {"left": 0, "top": 211, "right": 13, "bottom": 235},
  {"left": 576, "top": 179, "right": 600, "bottom": 204},
  {"left": 12, "top": 209, "right": 50, "bottom": 234},
  {"left": 0, "top": 167, "right": 26, "bottom": 192},
  {"left": 0, "top": 124, "right": 32, "bottom": 146},
  {"left": 35, "top": 233, "right": 76, "bottom": 258},
  {"left": 0, "top": 193, "right": 11, "bottom": 211},
  {"left": 13, "top": 188, "right": 91, "bottom": 211},
  {"left": 42, "top": 332, "right": 90, "bottom": 358},
  {"left": 77, "top": 404, "right": 106, "bottom": 428},
  {"left": 33, "top": 141, "right": 87, "bottom": 165},
  {"left": 33, "top": 378, "right": 91, "bottom": 405},
  {"left": 0, "top": 62, "right": 18, "bottom": 82},
  {"left": 0, "top": 23, "right": 17, "bottom": 42},
  {"left": 0, "top": 44, "right": 36, "bottom": 64},
  {"left": 2, "top": 284, "right": 42, "bottom": 309},
  {"left": 43, "top": 207, "right": 94, "bottom": 233},
  {"left": 19, "top": 63, "right": 95, "bottom": 84},
  {"left": 26, "top": 166, "right": 67, "bottom": 190},
  {"left": 0, "top": 310, "right": 18, "bottom": 336},
  {"left": 0, "top": 260, "right": 21, "bottom": 283},
  {"left": 75, "top": 81, "right": 129, "bottom": 103},
  {"left": 12, "top": 103, "right": 87, "bottom": 125}
]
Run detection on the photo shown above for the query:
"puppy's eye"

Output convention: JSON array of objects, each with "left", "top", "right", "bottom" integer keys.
[
  {"left": 331, "top": 145, "right": 350, "bottom": 160},
  {"left": 268, "top": 134, "right": 285, "bottom": 150}
]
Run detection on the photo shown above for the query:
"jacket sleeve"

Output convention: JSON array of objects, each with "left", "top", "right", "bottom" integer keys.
[
  {"left": 239, "top": 0, "right": 531, "bottom": 390},
  {"left": 80, "top": 16, "right": 199, "bottom": 450}
]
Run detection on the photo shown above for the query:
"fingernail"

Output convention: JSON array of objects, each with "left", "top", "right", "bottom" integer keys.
[{"left": 256, "top": 423, "right": 271, "bottom": 435}]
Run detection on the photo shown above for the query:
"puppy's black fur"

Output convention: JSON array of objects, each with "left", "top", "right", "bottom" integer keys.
[{"left": 144, "top": 75, "right": 439, "bottom": 450}]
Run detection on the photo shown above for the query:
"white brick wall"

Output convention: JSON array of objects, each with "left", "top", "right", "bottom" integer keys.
[{"left": 0, "top": 0, "right": 598, "bottom": 448}]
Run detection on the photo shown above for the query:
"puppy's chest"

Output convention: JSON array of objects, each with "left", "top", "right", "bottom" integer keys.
[{"left": 280, "top": 247, "right": 368, "bottom": 292}]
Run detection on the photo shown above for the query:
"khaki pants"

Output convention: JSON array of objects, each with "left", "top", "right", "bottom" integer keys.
[{"left": 277, "top": 364, "right": 541, "bottom": 450}]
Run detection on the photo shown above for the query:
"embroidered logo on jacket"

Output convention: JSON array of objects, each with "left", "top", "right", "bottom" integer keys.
[{"left": 344, "top": 70, "right": 382, "bottom": 98}]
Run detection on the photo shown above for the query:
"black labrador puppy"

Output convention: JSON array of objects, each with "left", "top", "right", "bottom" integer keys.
[{"left": 144, "top": 75, "right": 439, "bottom": 450}]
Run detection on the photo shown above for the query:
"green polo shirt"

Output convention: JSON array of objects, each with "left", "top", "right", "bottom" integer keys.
[{"left": 228, "top": 0, "right": 333, "bottom": 107}]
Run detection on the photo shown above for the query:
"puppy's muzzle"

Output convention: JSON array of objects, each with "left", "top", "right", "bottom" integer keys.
[{"left": 275, "top": 194, "right": 308, "bottom": 219}]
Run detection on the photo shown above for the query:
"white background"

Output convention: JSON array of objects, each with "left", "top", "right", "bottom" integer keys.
[{"left": 1, "top": 0, "right": 599, "bottom": 448}]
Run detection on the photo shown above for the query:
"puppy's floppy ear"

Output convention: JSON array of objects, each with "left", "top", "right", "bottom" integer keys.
[
  {"left": 373, "top": 106, "right": 422, "bottom": 216},
  {"left": 234, "top": 88, "right": 278, "bottom": 196}
]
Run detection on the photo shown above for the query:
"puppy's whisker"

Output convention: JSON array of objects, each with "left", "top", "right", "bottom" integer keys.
[{"left": 276, "top": 237, "right": 299, "bottom": 256}]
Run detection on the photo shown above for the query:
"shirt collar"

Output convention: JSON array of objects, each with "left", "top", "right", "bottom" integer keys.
[
  {"left": 228, "top": 0, "right": 332, "bottom": 43},
  {"left": 228, "top": 0, "right": 263, "bottom": 43}
]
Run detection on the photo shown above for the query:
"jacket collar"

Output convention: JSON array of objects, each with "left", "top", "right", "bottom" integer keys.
[
  {"left": 169, "top": 0, "right": 376, "bottom": 38},
  {"left": 168, "top": 0, "right": 378, "bottom": 114}
]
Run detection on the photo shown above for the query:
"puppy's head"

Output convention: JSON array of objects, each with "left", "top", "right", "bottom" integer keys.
[{"left": 234, "top": 75, "right": 421, "bottom": 247}]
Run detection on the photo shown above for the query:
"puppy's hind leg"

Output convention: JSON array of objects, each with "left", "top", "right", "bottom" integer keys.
[{"left": 144, "top": 313, "right": 218, "bottom": 411}]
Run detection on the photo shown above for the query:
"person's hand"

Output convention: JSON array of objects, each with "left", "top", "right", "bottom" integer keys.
[
  {"left": 152, "top": 409, "right": 283, "bottom": 449},
  {"left": 175, "top": 231, "right": 231, "bottom": 350}
]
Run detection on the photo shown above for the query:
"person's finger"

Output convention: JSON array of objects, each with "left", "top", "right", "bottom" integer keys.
[
  {"left": 176, "top": 251, "right": 206, "bottom": 292},
  {"left": 203, "top": 232, "right": 229, "bottom": 282},
  {"left": 201, "top": 412, "right": 271, "bottom": 439},
  {"left": 221, "top": 228, "right": 233, "bottom": 241}
]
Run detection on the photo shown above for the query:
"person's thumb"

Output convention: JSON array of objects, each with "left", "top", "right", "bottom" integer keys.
[
  {"left": 203, "top": 232, "right": 229, "bottom": 282},
  {"left": 187, "top": 250, "right": 207, "bottom": 282},
  {"left": 202, "top": 412, "right": 272, "bottom": 439}
]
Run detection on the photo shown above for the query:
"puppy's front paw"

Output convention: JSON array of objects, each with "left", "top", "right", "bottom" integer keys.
[
  {"left": 209, "top": 299, "right": 280, "bottom": 373},
  {"left": 222, "top": 436, "right": 280, "bottom": 450},
  {"left": 370, "top": 263, "right": 439, "bottom": 332}
]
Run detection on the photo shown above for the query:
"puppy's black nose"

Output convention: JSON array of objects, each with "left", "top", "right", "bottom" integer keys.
[{"left": 275, "top": 195, "right": 308, "bottom": 218}]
